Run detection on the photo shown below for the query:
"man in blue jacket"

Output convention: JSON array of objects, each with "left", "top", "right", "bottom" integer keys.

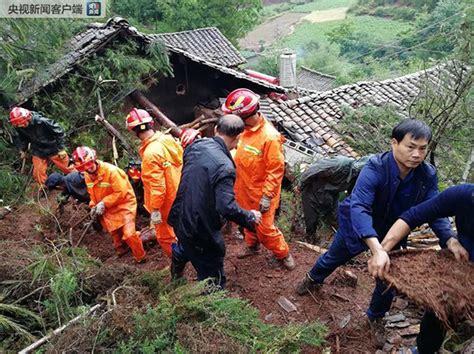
[
  {"left": 295, "top": 119, "right": 457, "bottom": 347},
  {"left": 168, "top": 115, "right": 261, "bottom": 289},
  {"left": 369, "top": 184, "right": 472, "bottom": 354},
  {"left": 45, "top": 171, "right": 90, "bottom": 204}
]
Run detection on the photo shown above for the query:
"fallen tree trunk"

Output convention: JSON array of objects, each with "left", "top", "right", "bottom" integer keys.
[
  {"left": 94, "top": 114, "right": 136, "bottom": 158},
  {"left": 130, "top": 90, "right": 182, "bottom": 138},
  {"left": 19, "top": 304, "right": 102, "bottom": 354},
  {"left": 296, "top": 241, "right": 328, "bottom": 254}
]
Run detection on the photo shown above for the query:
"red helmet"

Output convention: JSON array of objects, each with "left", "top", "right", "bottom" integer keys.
[
  {"left": 73, "top": 146, "right": 97, "bottom": 172},
  {"left": 179, "top": 128, "right": 201, "bottom": 149},
  {"left": 9, "top": 107, "right": 32, "bottom": 127},
  {"left": 126, "top": 108, "right": 153, "bottom": 131},
  {"left": 221, "top": 88, "right": 260, "bottom": 117}
]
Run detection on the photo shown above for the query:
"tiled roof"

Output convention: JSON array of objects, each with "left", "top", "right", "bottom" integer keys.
[
  {"left": 16, "top": 17, "right": 247, "bottom": 105},
  {"left": 296, "top": 66, "right": 337, "bottom": 92},
  {"left": 150, "top": 27, "right": 246, "bottom": 68},
  {"left": 16, "top": 19, "right": 124, "bottom": 104},
  {"left": 267, "top": 62, "right": 468, "bottom": 158}
]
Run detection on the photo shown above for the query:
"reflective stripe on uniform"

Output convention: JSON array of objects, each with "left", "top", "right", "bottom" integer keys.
[{"left": 243, "top": 145, "right": 262, "bottom": 156}]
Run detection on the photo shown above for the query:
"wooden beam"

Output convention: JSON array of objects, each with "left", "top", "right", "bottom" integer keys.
[{"left": 130, "top": 90, "right": 182, "bottom": 138}]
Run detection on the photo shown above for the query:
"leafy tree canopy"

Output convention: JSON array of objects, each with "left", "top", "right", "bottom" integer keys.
[{"left": 110, "top": 0, "right": 262, "bottom": 45}]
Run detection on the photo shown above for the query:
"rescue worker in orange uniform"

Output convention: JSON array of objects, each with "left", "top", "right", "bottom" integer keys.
[
  {"left": 126, "top": 108, "right": 183, "bottom": 258},
  {"left": 9, "top": 107, "right": 73, "bottom": 185},
  {"left": 73, "top": 146, "right": 146, "bottom": 263},
  {"left": 222, "top": 88, "right": 295, "bottom": 270}
]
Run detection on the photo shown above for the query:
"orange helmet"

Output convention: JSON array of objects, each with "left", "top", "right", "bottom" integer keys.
[
  {"left": 126, "top": 108, "right": 153, "bottom": 131},
  {"left": 221, "top": 88, "right": 260, "bottom": 117},
  {"left": 73, "top": 146, "right": 97, "bottom": 172},
  {"left": 9, "top": 107, "right": 32, "bottom": 127},
  {"left": 179, "top": 128, "right": 201, "bottom": 149}
]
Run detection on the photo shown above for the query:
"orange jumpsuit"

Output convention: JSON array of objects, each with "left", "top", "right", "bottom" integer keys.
[
  {"left": 139, "top": 132, "right": 183, "bottom": 257},
  {"left": 234, "top": 113, "right": 289, "bottom": 259},
  {"left": 85, "top": 161, "right": 145, "bottom": 262},
  {"left": 33, "top": 153, "right": 73, "bottom": 185}
]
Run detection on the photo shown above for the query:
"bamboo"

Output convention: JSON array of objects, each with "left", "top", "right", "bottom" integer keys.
[
  {"left": 296, "top": 241, "right": 328, "bottom": 254},
  {"left": 19, "top": 304, "right": 102, "bottom": 353}
]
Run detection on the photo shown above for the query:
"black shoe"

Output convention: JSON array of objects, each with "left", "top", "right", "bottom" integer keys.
[
  {"left": 368, "top": 317, "right": 386, "bottom": 349},
  {"left": 171, "top": 261, "right": 185, "bottom": 281},
  {"left": 295, "top": 273, "right": 321, "bottom": 295}
]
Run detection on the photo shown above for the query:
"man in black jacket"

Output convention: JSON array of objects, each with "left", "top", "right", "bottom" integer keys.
[
  {"left": 9, "top": 107, "right": 73, "bottom": 185},
  {"left": 169, "top": 115, "right": 261, "bottom": 289}
]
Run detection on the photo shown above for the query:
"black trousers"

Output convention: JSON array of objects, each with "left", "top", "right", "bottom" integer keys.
[
  {"left": 301, "top": 186, "right": 338, "bottom": 238},
  {"left": 171, "top": 239, "right": 226, "bottom": 289},
  {"left": 417, "top": 310, "right": 446, "bottom": 353}
]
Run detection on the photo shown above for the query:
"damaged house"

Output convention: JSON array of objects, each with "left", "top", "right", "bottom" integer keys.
[{"left": 13, "top": 17, "right": 467, "bottom": 171}]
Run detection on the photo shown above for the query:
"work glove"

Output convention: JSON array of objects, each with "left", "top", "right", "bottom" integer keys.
[
  {"left": 57, "top": 150, "right": 68, "bottom": 160},
  {"left": 92, "top": 201, "right": 106, "bottom": 217},
  {"left": 150, "top": 210, "right": 162, "bottom": 225},
  {"left": 19, "top": 150, "right": 27, "bottom": 159},
  {"left": 250, "top": 210, "right": 262, "bottom": 224},
  {"left": 259, "top": 195, "right": 272, "bottom": 213},
  {"left": 95, "top": 201, "right": 106, "bottom": 216}
]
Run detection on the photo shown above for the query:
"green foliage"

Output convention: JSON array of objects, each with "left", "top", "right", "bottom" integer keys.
[
  {"left": 0, "top": 112, "right": 32, "bottom": 204},
  {"left": 0, "top": 298, "right": 42, "bottom": 342},
  {"left": 354, "top": 0, "right": 440, "bottom": 11},
  {"left": 336, "top": 73, "right": 473, "bottom": 184},
  {"left": 27, "top": 245, "right": 99, "bottom": 326},
  {"left": 276, "top": 189, "right": 304, "bottom": 240},
  {"left": 337, "top": 105, "right": 402, "bottom": 154},
  {"left": 292, "top": 0, "right": 358, "bottom": 12},
  {"left": 110, "top": 0, "right": 262, "bottom": 45},
  {"left": 252, "top": 53, "right": 280, "bottom": 77},
  {"left": 351, "top": 5, "right": 418, "bottom": 21},
  {"left": 117, "top": 280, "right": 326, "bottom": 352},
  {"left": 261, "top": 2, "right": 297, "bottom": 19},
  {"left": 27, "top": 39, "right": 171, "bottom": 161},
  {"left": 398, "top": 0, "right": 466, "bottom": 60},
  {"left": 0, "top": 18, "right": 86, "bottom": 107},
  {"left": 270, "top": 14, "right": 413, "bottom": 82},
  {"left": 0, "top": 165, "right": 31, "bottom": 205}
]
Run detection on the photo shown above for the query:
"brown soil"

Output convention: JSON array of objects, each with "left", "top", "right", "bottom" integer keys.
[
  {"left": 385, "top": 249, "right": 474, "bottom": 327},
  {"left": 1, "top": 192, "right": 452, "bottom": 352}
]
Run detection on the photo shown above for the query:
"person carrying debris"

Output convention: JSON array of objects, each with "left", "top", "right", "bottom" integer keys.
[
  {"left": 299, "top": 155, "right": 372, "bottom": 242},
  {"left": 295, "top": 119, "right": 454, "bottom": 348},
  {"left": 72, "top": 146, "right": 146, "bottom": 263},
  {"left": 126, "top": 108, "right": 183, "bottom": 258},
  {"left": 9, "top": 107, "right": 74, "bottom": 185},
  {"left": 368, "top": 183, "right": 473, "bottom": 354},
  {"left": 168, "top": 115, "right": 262, "bottom": 289},
  {"left": 222, "top": 88, "right": 295, "bottom": 270},
  {"left": 45, "top": 171, "right": 90, "bottom": 204}
]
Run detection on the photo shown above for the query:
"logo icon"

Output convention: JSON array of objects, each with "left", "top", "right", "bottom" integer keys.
[{"left": 86, "top": 1, "right": 101, "bottom": 16}]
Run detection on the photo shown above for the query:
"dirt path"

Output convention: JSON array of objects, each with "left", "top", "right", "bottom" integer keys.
[
  {"left": 239, "top": 7, "right": 349, "bottom": 51},
  {"left": 0, "top": 195, "right": 425, "bottom": 352},
  {"left": 239, "top": 12, "right": 306, "bottom": 50},
  {"left": 302, "top": 7, "right": 349, "bottom": 23}
]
